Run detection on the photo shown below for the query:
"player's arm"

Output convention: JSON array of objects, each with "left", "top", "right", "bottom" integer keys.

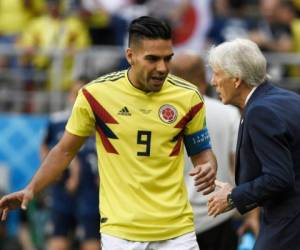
[
  {"left": 185, "top": 92, "right": 217, "bottom": 195},
  {"left": 189, "top": 149, "right": 217, "bottom": 195},
  {"left": 29, "top": 131, "right": 85, "bottom": 195},
  {"left": 40, "top": 121, "right": 51, "bottom": 160},
  {"left": 0, "top": 131, "right": 87, "bottom": 220},
  {"left": 40, "top": 143, "right": 50, "bottom": 160}
]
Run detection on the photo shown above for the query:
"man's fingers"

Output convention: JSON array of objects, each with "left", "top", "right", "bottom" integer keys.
[
  {"left": 194, "top": 171, "right": 215, "bottom": 184},
  {"left": 189, "top": 162, "right": 213, "bottom": 176},
  {"left": 194, "top": 173, "right": 216, "bottom": 186},
  {"left": 207, "top": 202, "right": 218, "bottom": 217},
  {"left": 188, "top": 167, "right": 199, "bottom": 176},
  {"left": 202, "top": 185, "right": 215, "bottom": 195},
  {"left": 21, "top": 190, "right": 34, "bottom": 210},
  {"left": 196, "top": 178, "right": 216, "bottom": 193},
  {"left": 208, "top": 201, "right": 221, "bottom": 217},
  {"left": 215, "top": 180, "right": 226, "bottom": 188},
  {"left": 1, "top": 208, "right": 8, "bottom": 221},
  {"left": 21, "top": 198, "right": 28, "bottom": 210},
  {"left": 0, "top": 196, "right": 7, "bottom": 207}
]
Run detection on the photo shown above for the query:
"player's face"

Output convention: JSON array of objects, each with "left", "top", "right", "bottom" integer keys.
[
  {"left": 210, "top": 68, "right": 238, "bottom": 105},
  {"left": 127, "top": 39, "right": 174, "bottom": 92}
]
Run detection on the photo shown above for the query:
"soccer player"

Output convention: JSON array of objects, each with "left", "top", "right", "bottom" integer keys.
[
  {"left": 41, "top": 77, "right": 100, "bottom": 250},
  {"left": 75, "top": 135, "right": 100, "bottom": 250},
  {"left": 0, "top": 16, "right": 217, "bottom": 250}
]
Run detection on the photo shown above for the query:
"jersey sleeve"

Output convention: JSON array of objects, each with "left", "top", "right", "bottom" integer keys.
[
  {"left": 66, "top": 88, "right": 95, "bottom": 137},
  {"left": 184, "top": 91, "right": 211, "bottom": 156}
]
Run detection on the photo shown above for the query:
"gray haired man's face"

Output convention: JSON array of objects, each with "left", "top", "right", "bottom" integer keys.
[{"left": 210, "top": 68, "right": 238, "bottom": 105}]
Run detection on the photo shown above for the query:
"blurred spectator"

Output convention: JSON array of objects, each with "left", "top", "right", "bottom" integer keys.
[
  {"left": 147, "top": 0, "right": 211, "bottom": 52},
  {"left": 170, "top": 52, "right": 240, "bottom": 250},
  {"left": 121, "top": 0, "right": 212, "bottom": 54},
  {"left": 147, "top": 0, "right": 190, "bottom": 25},
  {"left": 41, "top": 82, "right": 80, "bottom": 250},
  {"left": 248, "top": 0, "right": 293, "bottom": 80},
  {"left": 249, "top": 0, "right": 292, "bottom": 52},
  {"left": 121, "top": 0, "right": 192, "bottom": 44},
  {"left": 212, "top": 0, "right": 231, "bottom": 18},
  {"left": 80, "top": 0, "right": 128, "bottom": 46},
  {"left": 18, "top": 193, "right": 49, "bottom": 250},
  {"left": 119, "top": 0, "right": 149, "bottom": 24},
  {"left": 41, "top": 76, "right": 100, "bottom": 250},
  {"left": 0, "top": 0, "right": 43, "bottom": 38},
  {"left": 206, "top": 0, "right": 253, "bottom": 45},
  {"left": 292, "top": 0, "right": 300, "bottom": 16},
  {"left": 75, "top": 133, "right": 100, "bottom": 250},
  {"left": 17, "top": 0, "right": 90, "bottom": 91},
  {"left": 276, "top": 1, "right": 300, "bottom": 77},
  {"left": 0, "top": 0, "right": 44, "bottom": 69}
]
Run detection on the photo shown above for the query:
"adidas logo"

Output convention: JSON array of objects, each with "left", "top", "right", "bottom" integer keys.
[{"left": 118, "top": 106, "right": 131, "bottom": 116}]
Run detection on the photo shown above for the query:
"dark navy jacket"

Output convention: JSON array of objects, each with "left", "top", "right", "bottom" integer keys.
[{"left": 231, "top": 82, "right": 300, "bottom": 250}]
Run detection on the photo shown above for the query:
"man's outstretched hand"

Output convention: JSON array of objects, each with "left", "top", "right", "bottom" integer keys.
[
  {"left": 0, "top": 189, "right": 33, "bottom": 221},
  {"left": 189, "top": 161, "right": 217, "bottom": 195},
  {"left": 208, "top": 180, "right": 233, "bottom": 217}
]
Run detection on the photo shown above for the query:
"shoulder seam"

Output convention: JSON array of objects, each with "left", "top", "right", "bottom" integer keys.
[
  {"left": 168, "top": 75, "right": 198, "bottom": 90},
  {"left": 94, "top": 70, "right": 126, "bottom": 83},
  {"left": 167, "top": 78, "right": 204, "bottom": 102}
]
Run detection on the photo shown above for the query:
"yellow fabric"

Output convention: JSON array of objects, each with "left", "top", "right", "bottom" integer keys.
[
  {"left": 0, "top": 0, "right": 43, "bottom": 35},
  {"left": 18, "top": 15, "right": 90, "bottom": 90},
  {"left": 88, "top": 10, "right": 110, "bottom": 28},
  {"left": 20, "top": 16, "right": 90, "bottom": 50},
  {"left": 66, "top": 70, "right": 207, "bottom": 241},
  {"left": 293, "top": 0, "right": 300, "bottom": 10},
  {"left": 289, "top": 19, "right": 300, "bottom": 76}
]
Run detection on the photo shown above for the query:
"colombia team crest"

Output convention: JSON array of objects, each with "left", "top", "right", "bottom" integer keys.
[{"left": 159, "top": 104, "right": 178, "bottom": 124}]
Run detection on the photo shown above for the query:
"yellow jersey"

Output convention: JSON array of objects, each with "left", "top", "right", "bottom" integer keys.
[
  {"left": 0, "top": 0, "right": 43, "bottom": 35},
  {"left": 66, "top": 70, "right": 211, "bottom": 241},
  {"left": 18, "top": 15, "right": 90, "bottom": 90}
]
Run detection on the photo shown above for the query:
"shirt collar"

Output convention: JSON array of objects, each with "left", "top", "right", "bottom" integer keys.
[{"left": 245, "top": 86, "right": 257, "bottom": 106}]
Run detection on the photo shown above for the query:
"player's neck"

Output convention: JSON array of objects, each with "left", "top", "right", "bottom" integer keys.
[{"left": 128, "top": 68, "right": 147, "bottom": 92}]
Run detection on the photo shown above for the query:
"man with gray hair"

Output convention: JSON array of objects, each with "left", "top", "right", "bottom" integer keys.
[{"left": 207, "top": 38, "right": 300, "bottom": 249}]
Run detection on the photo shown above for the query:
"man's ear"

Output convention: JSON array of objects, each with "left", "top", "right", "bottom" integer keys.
[
  {"left": 234, "top": 77, "right": 242, "bottom": 88},
  {"left": 126, "top": 48, "right": 134, "bottom": 66}
]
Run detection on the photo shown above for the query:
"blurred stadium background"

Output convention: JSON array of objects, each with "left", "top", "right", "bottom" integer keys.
[{"left": 0, "top": 0, "right": 300, "bottom": 249}]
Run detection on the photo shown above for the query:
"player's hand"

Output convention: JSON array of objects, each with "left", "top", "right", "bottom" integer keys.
[
  {"left": 207, "top": 180, "right": 233, "bottom": 217},
  {"left": 189, "top": 161, "right": 216, "bottom": 195},
  {"left": 0, "top": 189, "right": 34, "bottom": 221}
]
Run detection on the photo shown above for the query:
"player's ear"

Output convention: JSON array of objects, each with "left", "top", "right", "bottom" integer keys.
[{"left": 126, "top": 48, "right": 134, "bottom": 66}]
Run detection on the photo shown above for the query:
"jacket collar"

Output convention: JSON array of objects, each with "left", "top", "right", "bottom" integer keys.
[{"left": 243, "top": 81, "right": 273, "bottom": 114}]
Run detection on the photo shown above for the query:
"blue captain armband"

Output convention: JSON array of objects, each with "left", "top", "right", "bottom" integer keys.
[{"left": 184, "top": 128, "right": 211, "bottom": 156}]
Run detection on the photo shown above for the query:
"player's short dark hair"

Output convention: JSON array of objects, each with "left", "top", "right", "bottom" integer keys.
[{"left": 128, "top": 16, "right": 172, "bottom": 46}]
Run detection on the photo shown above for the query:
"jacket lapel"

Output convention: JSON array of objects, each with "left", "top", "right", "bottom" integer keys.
[
  {"left": 235, "top": 116, "right": 244, "bottom": 184},
  {"left": 234, "top": 82, "right": 273, "bottom": 184}
]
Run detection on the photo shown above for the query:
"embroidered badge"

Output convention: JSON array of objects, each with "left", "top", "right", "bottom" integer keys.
[{"left": 159, "top": 104, "right": 177, "bottom": 124}]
